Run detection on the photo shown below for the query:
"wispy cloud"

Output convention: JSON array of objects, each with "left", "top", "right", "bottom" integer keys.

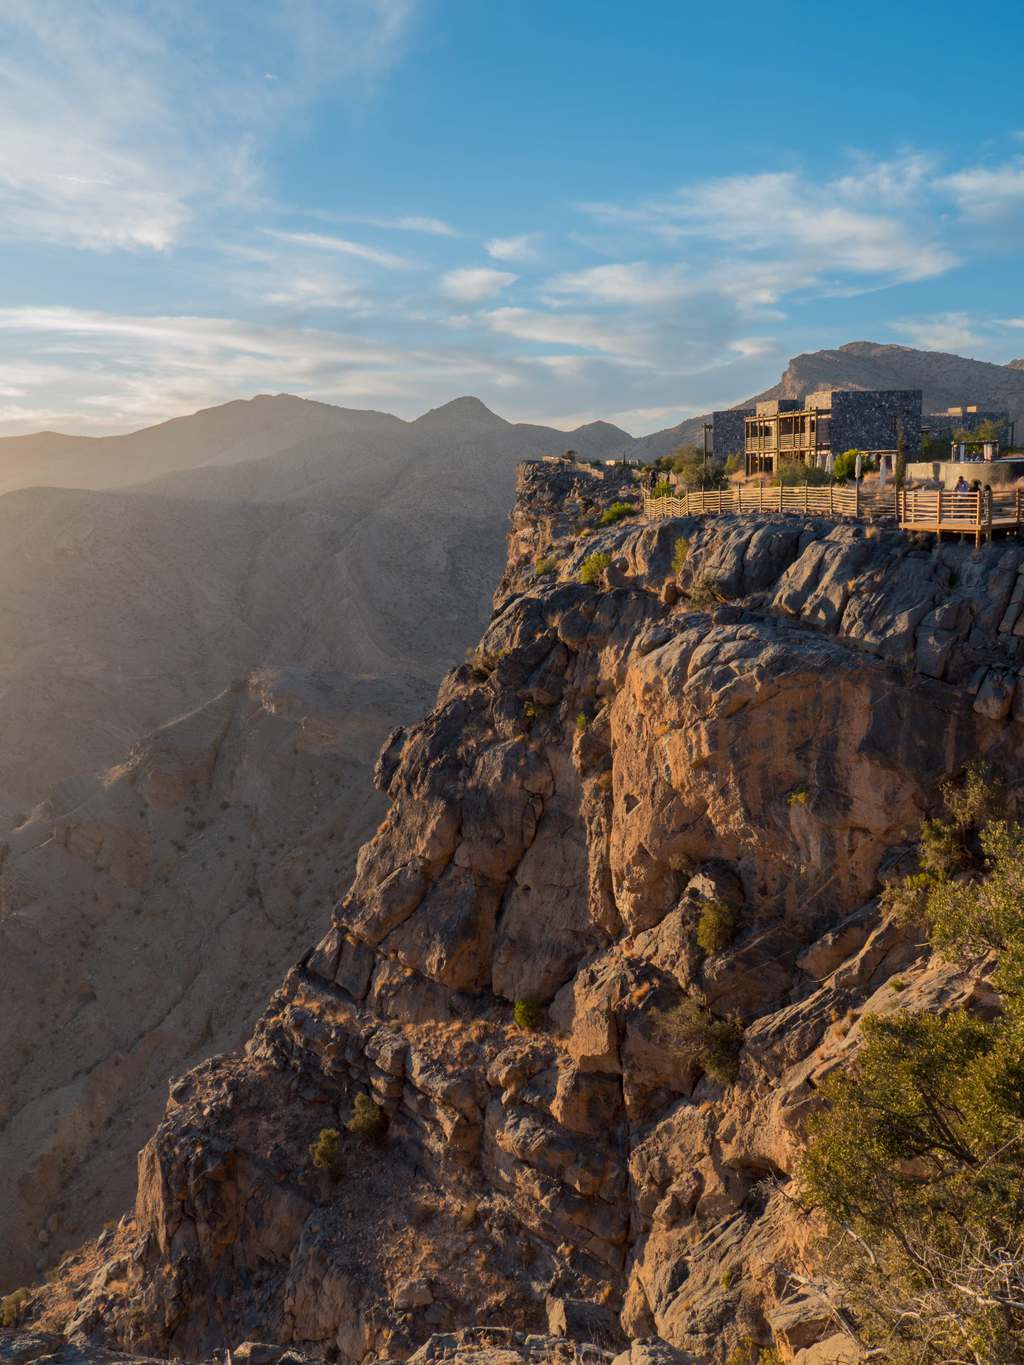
[
  {"left": 548, "top": 262, "right": 690, "bottom": 306},
  {"left": 341, "top": 213, "right": 458, "bottom": 236},
  {"left": 891, "top": 311, "right": 983, "bottom": 353},
  {"left": 0, "top": 1, "right": 421, "bottom": 253},
  {"left": 441, "top": 267, "right": 517, "bottom": 301},
  {"left": 484, "top": 307, "right": 631, "bottom": 356},
  {"left": 486, "top": 234, "right": 542, "bottom": 262},
  {"left": 262, "top": 229, "right": 413, "bottom": 269},
  {"left": 580, "top": 156, "right": 955, "bottom": 292},
  {"left": 939, "top": 158, "right": 1024, "bottom": 222}
]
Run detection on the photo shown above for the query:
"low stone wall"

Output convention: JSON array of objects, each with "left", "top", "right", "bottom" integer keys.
[{"left": 907, "top": 459, "right": 1018, "bottom": 488}]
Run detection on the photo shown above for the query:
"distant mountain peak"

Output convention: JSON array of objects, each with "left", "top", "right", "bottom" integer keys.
[
  {"left": 1009, "top": 359, "right": 1024, "bottom": 371},
  {"left": 414, "top": 396, "right": 507, "bottom": 427}
]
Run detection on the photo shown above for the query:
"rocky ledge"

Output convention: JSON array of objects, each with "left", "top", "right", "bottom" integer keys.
[{"left": 11, "top": 463, "right": 1023, "bottom": 1363}]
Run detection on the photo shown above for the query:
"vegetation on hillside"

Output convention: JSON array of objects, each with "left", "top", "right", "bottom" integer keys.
[
  {"left": 599, "top": 500, "right": 638, "bottom": 526},
  {"left": 580, "top": 551, "right": 611, "bottom": 584},
  {"left": 800, "top": 766, "right": 1024, "bottom": 1363},
  {"left": 657, "top": 444, "right": 727, "bottom": 489}
]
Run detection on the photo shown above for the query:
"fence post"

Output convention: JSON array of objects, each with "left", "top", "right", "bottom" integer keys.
[{"left": 759, "top": 481, "right": 764, "bottom": 511}]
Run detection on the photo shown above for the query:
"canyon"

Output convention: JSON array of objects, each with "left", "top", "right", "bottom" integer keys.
[{"left": 6, "top": 456, "right": 1023, "bottom": 1363}]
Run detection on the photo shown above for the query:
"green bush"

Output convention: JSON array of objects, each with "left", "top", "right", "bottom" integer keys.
[
  {"left": 662, "top": 444, "right": 728, "bottom": 489},
  {"left": 309, "top": 1127, "right": 343, "bottom": 1179},
  {"left": 833, "top": 449, "right": 861, "bottom": 481},
  {"left": 800, "top": 797, "right": 1024, "bottom": 1361},
  {"left": 671, "top": 537, "right": 689, "bottom": 575},
  {"left": 696, "top": 900, "right": 737, "bottom": 955},
  {"left": 347, "top": 1093, "right": 387, "bottom": 1141},
  {"left": 651, "top": 478, "right": 675, "bottom": 498},
  {"left": 579, "top": 551, "right": 611, "bottom": 585},
  {"left": 514, "top": 998, "right": 543, "bottom": 1030},
  {"left": 575, "top": 713, "right": 588, "bottom": 732},
  {"left": 774, "top": 463, "right": 833, "bottom": 486},
  {"left": 599, "top": 500, "right": 638, "bottom": 526},
  {"left": 534, "top": 555, "right": 557, "bottom": 576},
  {"left": 659, "top": 998, "right": 743, "bottom": 1085},
  {"left": 724, "top": 452, "right": 745, "bottom": 475},
  {"left": 787, "top": 788, "right": 809, "bottom": 808}
]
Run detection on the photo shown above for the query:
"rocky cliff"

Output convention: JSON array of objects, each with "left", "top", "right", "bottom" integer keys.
[{"left": 11, "top": 462, "right": 1024, "bottom": 1363}]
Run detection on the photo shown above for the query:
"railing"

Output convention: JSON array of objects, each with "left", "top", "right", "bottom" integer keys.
[
  {"left": 643, "top": 483, "right": 895, "bottom": 521},
  {"left": 897, "top": 488, "right": 1024, "bottom": 545}
]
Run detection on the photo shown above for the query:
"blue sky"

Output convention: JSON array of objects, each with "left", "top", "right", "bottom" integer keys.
[{"left": 2, "top": 0, "right": 1024, "bottom": 435}]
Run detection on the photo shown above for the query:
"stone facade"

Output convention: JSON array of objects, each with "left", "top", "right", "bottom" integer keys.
[
  {"left": 709, "top": 408, "right": 754, "bottom": 459},
  {"left": 830, "top": 387, "right": 922, "bottom": 458},
  {"left": 924, "top": 408, "right": 1012, "bottom": 441}
]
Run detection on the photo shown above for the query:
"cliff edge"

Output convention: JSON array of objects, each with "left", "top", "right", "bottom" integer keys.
[{"left": 11, "top": 462, "right": 1024, "bottom": 1363}]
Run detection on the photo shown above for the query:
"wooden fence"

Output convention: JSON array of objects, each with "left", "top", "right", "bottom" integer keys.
[
  {"left": 897, "top": 488, "right": 1024, "bottom": 547},
  {"left": 642, "top": 483, "right": 897, "bottom": 521}
]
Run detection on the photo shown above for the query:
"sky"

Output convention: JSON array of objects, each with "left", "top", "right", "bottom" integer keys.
[{"left": 2, "top": 0, "right": 1024, "bottom": 436}]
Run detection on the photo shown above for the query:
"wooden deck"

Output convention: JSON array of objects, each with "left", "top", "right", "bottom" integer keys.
[
  {"left": 640, "top": 483, "right": 1024, "bottom": 546},
  {"left": 642, "top": 483, "right": 896, "bottom": 521},
  {"left": 897, "top": 489, "right": 1024, "bottom": 547}
]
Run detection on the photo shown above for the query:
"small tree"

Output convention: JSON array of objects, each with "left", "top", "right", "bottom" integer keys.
[
  {"left": 659, "top": 998, "right": 743, "bottom": 1085},
  {"left": 310, "top": 1127, "right": 343, "bottom": 1179},
  {"left": 514, "top": 998, "right": 543, "bottom": 1030},
  {"left": 696, "top": 900, "right": 737, "bottom": 955},
  {"left": 833, "top": 449, "right": 861, "bottom": 482},
  {"left": 895, "top": 424, "right": 906, "bottom": 488},
  {"left": 579, "top": 551, "right": 611, "bottom": 585},
  {"left": 347, "top": 1093, "right": 387, "bottom": 1141}
]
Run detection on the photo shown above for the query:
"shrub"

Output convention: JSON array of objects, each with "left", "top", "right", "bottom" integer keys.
[
  {"left": 534, "top": 555, "right": 557, "bottom": 576},
  {"left": 464, "top": 646, "right": 492, "bottom": 679},
  {"left": 799, "top": 800, "right": 1024, "bottom": 1362},
  {"left": 651, "top": 478, "right": 675, "bottom": 498},
  {"left": 347, "top": 1093, "right": 387, "bottom": 1141},
  {"left": 724, "top": 452, "right": 745, "bottom": 476},
  {"left": 775, "top": 463, "right": 833, "bottom": 486},
  {"left": 579, "top": 551, "right": 611, "bottom": 585},
  {"left": 309, "top": 1127, "right": 343, "bottom": 1179},
  {"left": 523, "top": 699, "right": 536, "bottom": 722},
  {"left": 787, "top": 787, "right": 809, "bottom": 807},
  {"left": 696, "top": 900, "right": 737, "bottom": 955},
  {"left": 599, "top": 500, "right": 638, "bottom": 526},
  {"left": 575, "top": 713, "right": 588, "bottom": 732},
  {"left": 659, "top": 998, "right": 743, "bottom": 1085},
  {"left": 832, "top": 449, "right": 862, "bottom": 482},
  {"left": 514, "top": 998, "right": 543, "bottom": 1031},
  {"left": 671, "top": 537, "right": 689, "bottom": 575},
  {"left": 0, "top": 1288, "right": 30, "bottom": 1327}
]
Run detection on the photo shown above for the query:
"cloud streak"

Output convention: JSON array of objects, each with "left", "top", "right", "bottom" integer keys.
[{"left": 0, "top": 0, "right": 421, "bottom": 253}]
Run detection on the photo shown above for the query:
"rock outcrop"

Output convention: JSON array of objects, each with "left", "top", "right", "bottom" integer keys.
[{"left": 13, "top": 463, "right": 1024, "bottom": 1362}]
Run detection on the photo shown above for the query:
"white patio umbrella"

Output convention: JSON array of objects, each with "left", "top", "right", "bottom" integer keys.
[
  {"left": 878, "top": 457, "right": 887, "bottom": 490},
  {"left": 855, "top": 452, "right": 863, "bottom": 480},
  {"left": 825, "top": 451, "right": 834, "bottom": 475}
]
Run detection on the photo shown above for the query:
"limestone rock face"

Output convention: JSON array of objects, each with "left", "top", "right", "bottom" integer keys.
[{"left": 19, "top": 463, "right": 1024, "bottom": 1363}]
